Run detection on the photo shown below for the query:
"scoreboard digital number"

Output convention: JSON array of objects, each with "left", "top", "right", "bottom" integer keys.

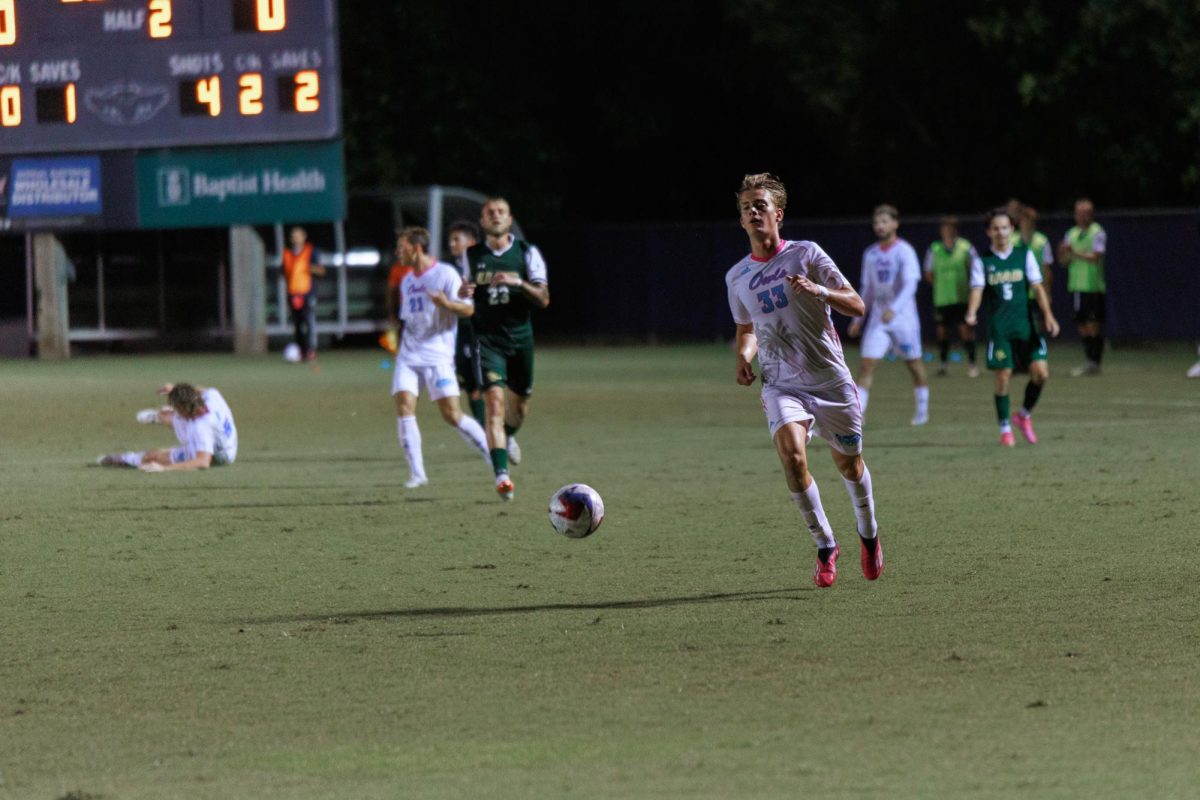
[{"left": 0, "top": 0, "right": 339, "bottom": 154}]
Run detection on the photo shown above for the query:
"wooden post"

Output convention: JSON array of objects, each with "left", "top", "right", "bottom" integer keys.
[
  {"left": 229, "top": 225, "right": 267, "bottom": 355},
  {"left": 33, "top": 233, "right": 71, "bottom": 360}
]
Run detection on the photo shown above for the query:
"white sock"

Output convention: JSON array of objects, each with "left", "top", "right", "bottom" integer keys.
[
  {"left": 843, "top": 465, "right": 878, "bottom": 539},
  {"left": 398, "top": 416, "right": 426, "bottom": 482},
  {"left": 856, "top": 385, "right": 870, "bottom": 412},
  {"left": 456, "top": 416, "right": 491, "bottom": 463},
  {"left": 120, "top": 451, "right": 144, "bottom": 467},
  {"left": 791, "top": 480, "right": 836, "bottom": 549},
  {"left": 915, "top": 385, "right": 929, "bottom": 416},
  {"left": 999, "top": 420, "right": 1012, "bottom": 434}
]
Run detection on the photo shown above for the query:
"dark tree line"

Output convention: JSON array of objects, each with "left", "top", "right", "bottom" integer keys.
[{"left": 339, "top": 0, "right": 1200, "bottom": 228}]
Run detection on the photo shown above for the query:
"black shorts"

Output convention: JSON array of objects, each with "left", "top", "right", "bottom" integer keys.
[
  {"left": 455, "top": 332, "right": 482, "bottom": 394},
  {"left": 1073, "top": 291, "right": 1106, "bottom": 324},
  {"left": 933, "top": 303, "right": 967, "bottom": 328}
]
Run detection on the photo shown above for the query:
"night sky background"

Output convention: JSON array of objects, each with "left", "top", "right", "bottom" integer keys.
[{"left": 339, "top": 0, "right": 1200, "bottom": 230}]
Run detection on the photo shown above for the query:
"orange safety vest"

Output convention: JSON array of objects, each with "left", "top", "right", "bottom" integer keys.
[{"left": 282, "top": 243, "right": 316, "bottom": 296}]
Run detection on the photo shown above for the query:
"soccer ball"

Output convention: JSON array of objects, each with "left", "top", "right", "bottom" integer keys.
[
  {"left": 548, "top": 483, "right": 605, "bottom": 538},
  {"left": 283, "top": 343, "right": 302, "bottom": 362}
]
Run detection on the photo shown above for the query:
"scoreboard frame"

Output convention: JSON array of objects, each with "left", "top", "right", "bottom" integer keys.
[{"left": 0, "top": 0, "right": 340, "bottom": 154}]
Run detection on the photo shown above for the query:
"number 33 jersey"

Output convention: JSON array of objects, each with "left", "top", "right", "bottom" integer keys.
[
  {"left": 399, "top": 262, "right": 467, "bottom": 366},
  {"left": 726, "top": 240, "right": 855, "bottom": 391}
]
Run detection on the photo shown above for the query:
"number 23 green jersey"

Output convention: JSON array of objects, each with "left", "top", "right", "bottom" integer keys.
[{"left": 463, "top": 236, "right": 549, "bottom": 347}]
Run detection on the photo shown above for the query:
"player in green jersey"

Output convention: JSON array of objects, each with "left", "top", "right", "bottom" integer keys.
[
  {"left": 966, "top": 208, "right": 1060, "bottom": 447},
  {"left": 447, "top": 220, "right": 485, "bottom": 427},
  {"left": 459, "top": 197, "right": 550, "bottom": 501},
  {"left": 923, "top": 216, "right": 980, "bottom": 377},
  {"left": 1056, "top": 198, "right": 1107, "bottom": 376}
]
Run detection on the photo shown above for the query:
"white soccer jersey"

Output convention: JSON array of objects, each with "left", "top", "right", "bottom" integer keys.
[
  {"left": 726, "top": 240, "right": 854, "bottom": 391},
  {"left": 398, "top": 262, "right": 467, "bottom": 366},
  {"left": 859, "top": 238, "right": 922, "bottom": 330},
  {"left": 172, "top": 387, "right": 238, "bottom": 464}
]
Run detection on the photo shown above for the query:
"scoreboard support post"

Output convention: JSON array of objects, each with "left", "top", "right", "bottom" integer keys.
[
  {"left": 230, "top": 224, "right": 266, "bottom": 355},
  {"left": 33, "top": 232, "right": 71, "bottom": 360}
]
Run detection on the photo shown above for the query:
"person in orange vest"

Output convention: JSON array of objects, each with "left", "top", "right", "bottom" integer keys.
[{"left": 282, "top": 226, "right": 325, "bottom": 361}]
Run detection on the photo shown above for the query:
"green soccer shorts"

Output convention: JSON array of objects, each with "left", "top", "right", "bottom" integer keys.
[
  {"left": 477, "top": 338, "right": 535, "bottom": 396},
  {"left": 987, "top": 329, "right": 1047, "bottom": 372}
]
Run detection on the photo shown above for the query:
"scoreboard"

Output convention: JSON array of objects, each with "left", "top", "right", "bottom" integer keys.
[{"left": 0, "top": 0, "right": 340, "bottom": 154}]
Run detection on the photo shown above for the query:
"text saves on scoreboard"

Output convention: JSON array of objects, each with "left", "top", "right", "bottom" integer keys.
[{"left": 0, "top": 0, "right": 340, "bottom": 153}]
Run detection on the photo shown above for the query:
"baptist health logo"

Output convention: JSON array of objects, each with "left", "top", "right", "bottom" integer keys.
[{"left": 157, "top": 167, "right": 191, "bottom": 207}]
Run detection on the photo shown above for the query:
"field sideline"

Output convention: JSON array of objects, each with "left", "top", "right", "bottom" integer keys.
[{"left": 2, "top": 343, "right": 1198, "bottom": 799}]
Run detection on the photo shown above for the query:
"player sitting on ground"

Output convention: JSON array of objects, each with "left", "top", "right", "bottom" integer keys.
[
  {"left": 97, "top": 383, "right": 238, "bottom": 472},
  {"left": 966, "top": 208, "right": 1061, "bottom": 446}
]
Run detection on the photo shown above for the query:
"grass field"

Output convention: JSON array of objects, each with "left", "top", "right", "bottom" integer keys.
[{"left": 2, "top": 343, "right": 1199, "bottom": 799}]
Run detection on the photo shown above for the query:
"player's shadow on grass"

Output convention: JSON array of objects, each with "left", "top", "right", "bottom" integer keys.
[
  {"left": 242, "top": 587, "right": 809, "bottom": 626},
  {"left": 95, "top": 499, "right": 400, "bottom": 512}
]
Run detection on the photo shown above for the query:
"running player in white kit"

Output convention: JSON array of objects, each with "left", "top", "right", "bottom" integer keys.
[
  {"left": 848, "top": 204, "right": 930, "bottom": 425},
  {"left": 727, "top": 173, "right": 884, "bottom": 588},
  {"left": 96, "top": 382, "right": 238, "bottom": 472},
  {"left": 391, "top": 227, "right": 491, "bottom": 488}
]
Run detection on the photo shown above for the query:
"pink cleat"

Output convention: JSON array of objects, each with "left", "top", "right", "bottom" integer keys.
[
  {"left": 1012, "top": 412, "right": 1038, "bottom": 444},
  {"left": 813, "top": 545, "right": 839, "bottom": 588},
  {"left": 999, "top": 431, "right": 1016, "bottom": 447},
  {"left": 860, "top": 535, "right": 883, "bottom": 581}
]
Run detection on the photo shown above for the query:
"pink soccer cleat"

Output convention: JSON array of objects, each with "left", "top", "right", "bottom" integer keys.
[
  {"left": 1012, "top": 412, "right": 1038, "bottom": 444},
  {"left": 860, "top": 535, "right": 883, "bottom": 581},
  {"left": 999, "top": 431, "right": 1016, "bottom": 447},
  {"left": 813, "top": 545, "right": 840, "bottom": 588}
]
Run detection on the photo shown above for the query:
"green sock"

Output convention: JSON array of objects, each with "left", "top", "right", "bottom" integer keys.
[
  {"left": 490, "top": 448, "right": 509, "bottom": 475},
  {"left": 994, "top": 394, "right": 1010, "bottom": 424},
  {"left": 504, "top": 422, "right": 520, "bottom": 438},
  {"left": 469, "top": 398, "right": 485, "bottom": 427}
]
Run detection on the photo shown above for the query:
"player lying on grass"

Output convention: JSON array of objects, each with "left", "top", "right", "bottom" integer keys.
[
  {"left": 727, "top": 173, "right": 883, "bottom": 588},
  {"left": 96, "top": 383, "right": 238, "bottom": 472},
  {"left": 966, "top": 208, "right": 1060, "bottom": 446}
]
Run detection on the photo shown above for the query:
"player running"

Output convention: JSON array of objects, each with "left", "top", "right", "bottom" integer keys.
[
  {"left": 391, "top": 227, "right": 491, "bottom": 488},
  {"left": 459, "top": 198, "right": 550, "bottom": 501},
  {"left": 96, "top": 383, "right": 237, "bottom": 472},
  {"left": 727, "top": 173, "right": 883, "bottom": 588},
  {"left": 848, "top": 204, "right": 930, "bottom": 425},
  {"left": 966, "top": 208, "right": 1061, "bottom": 446}
]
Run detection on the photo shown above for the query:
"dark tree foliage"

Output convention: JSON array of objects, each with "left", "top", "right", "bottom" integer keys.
[{"left": 339, "top": 1, "right": 1200, "bottom": 227}]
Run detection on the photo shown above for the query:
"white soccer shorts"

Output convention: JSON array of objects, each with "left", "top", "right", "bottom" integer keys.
[
  {"left": 861, "top": 324, "right": 923, "bottom": 361},
  {"left": 760, "top": 380, "right": 864, "bottom": 455},
  {"left": 168, "top": 446, "right": 235, "bottom": 465},
  {"left": 392, "top": 360, "right": 461, "bottom": 401}
]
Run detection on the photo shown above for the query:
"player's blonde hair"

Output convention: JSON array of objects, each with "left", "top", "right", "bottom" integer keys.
[
  {"left": 874, "top": 204, "right": 899, "bottom": 221},
  {"left": 168, "top": 383, "right": 206, "bottom": 418},
  {"left": 736, "top": 173, "right": 787, "bottom": 211}
]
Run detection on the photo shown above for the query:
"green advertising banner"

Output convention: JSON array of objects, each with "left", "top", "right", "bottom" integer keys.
[{"left": 136, "top": 140, "right": 346, "bottom": 228}]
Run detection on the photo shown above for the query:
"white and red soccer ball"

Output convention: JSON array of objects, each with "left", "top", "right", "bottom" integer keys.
[{"left": 548, "top": 483, "right": 605, "bottom": 538}]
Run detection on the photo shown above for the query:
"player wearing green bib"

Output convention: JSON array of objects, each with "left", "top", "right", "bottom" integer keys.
[
  {"left": 1016, "top": 205, "right": 1054, "bottom": 320},
  {"left": 459, "top": 197, "right": 550, "bottom": 501},
  {"left": 923, "top": 216, "right": 980, "bottom": 377},
  {"left": 966, "top": 208, "right": 1060, "bottom": 447},
  {"left": 1055, "top": 198, "right": 1107, "bottom": 376}
]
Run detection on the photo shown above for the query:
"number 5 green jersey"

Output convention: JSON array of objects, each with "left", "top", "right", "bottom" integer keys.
[
  {"left": 969, "top": 244, "right": 1043, "bottom": 339},
  {"left": 463, "top": 236, "right": 549, "bottom": 347}
]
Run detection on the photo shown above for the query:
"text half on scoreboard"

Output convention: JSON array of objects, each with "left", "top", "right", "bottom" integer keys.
[{"left": 0, "top": 0, "right": 340, "bottom": 153}]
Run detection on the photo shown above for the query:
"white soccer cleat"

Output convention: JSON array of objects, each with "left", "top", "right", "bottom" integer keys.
[
  {"left": 404, "top": 476, "right": 428, "bottom": 489},
  {"left": 507, "top": 436, "right": 521, "bottom": 465},
  {"left": 495, "top": 474, "right": 515, "bottom": 501},
  {"left": 1187, "top": 360, "right": 1200, "bottom": 379},
  {"left": 136, "top": 408, "right": 162, "bottom": 424},
  {"left": 911, "top": 411, "right": 929, "bottom": 426}
]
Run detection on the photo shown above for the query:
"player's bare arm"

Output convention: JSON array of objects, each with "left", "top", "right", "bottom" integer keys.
[
  {"left": 1031, "top": 284, "right": 1060, "bottom": 337},
  {"left": 428, "top": 291, "right": 475, "bottom": 318},
  {"left": 965, "top": 287, "right": 983, "bottom": 326},
  {"left": 734, "top": 323, "right": 758, "bottom": 386},
  {"left": 786, "top": 275, "right": 866, "bottom": 318},
  {"left": 490, "top": 271, "right": 550, "bottom": 309}
]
